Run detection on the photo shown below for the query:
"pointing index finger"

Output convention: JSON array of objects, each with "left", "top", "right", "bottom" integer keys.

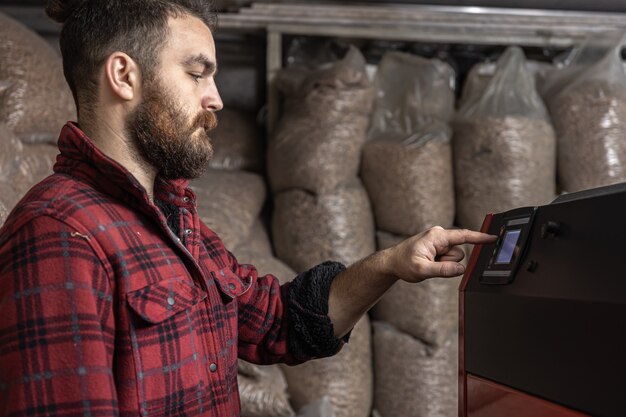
[{"left": 444, "top": 229, "right": 497, "bottom": 246}]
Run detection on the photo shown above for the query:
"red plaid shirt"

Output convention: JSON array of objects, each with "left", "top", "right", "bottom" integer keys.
[{"left": 0, "top": 123, "right": 345, "bottom": 416}]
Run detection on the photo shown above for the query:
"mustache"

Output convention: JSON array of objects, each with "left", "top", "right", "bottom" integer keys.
[{"left": 193, "top": 111, "right": 218, "bottom": 131}]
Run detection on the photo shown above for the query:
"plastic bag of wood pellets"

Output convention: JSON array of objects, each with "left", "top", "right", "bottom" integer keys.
[
  {"left": 362, "top": 52, "right": 455, "bottom": 236},
  {"left": 453, "top": 47, "right": 556, "bottom": 231},
  {"left": 268, "top": 46, "right": 375, "bottom": 194},
  {"left": 361, "top": 132, "right": 454, "bottom": 236},
  {"left": 208, "top": 108, "right": 263, "bottom": 172},
  {"left": 272, "top": 180, "right": 375, "bottom": 273},
  {"left": 234, "top": 219, "right": 273, "bottom": 257},
  {"left": 373, "top": 322, "right": 457, "bottom": 417},
  {"left": 295, "top": 396, "right": 336, "bottom": 417},
  {"left": 542, "top": 31, "right": 626, "bottom": 192},
  {"left": 460, "top": 59, "right": 554, "bottom": 109},
  {"left": 190, "top": 169, "right": 266, "bottom": 249},
  {"left": 372, "top": 230, "right": 467, "bottom": 347},
  {"left": 0, "top": 123, "right": 24, "bottom": 182},
  {"left": 0, "top": 181, "right": 19, "bottom": 225},
  {"left": 368, "top": 52, "right": 455, "bottom": 139},
  {"left": 0, "top": 13, "right": 76, "bottom": 143},
  {"left": 232, "top": 249, "right": 297, "bottom": 286},
  {"left": 12, "top": 143, "right": 60, "bottom": 199},
  {"left": 281, "top": 315, "right": 373, "bottom": 417},
  {"left": 238, "top": 360, "right": 295, "bottom": 417}
]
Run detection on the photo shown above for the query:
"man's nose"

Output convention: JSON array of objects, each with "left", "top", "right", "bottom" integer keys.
[{"left": 202, "top": 79, "right": 223, "bottom": 112}]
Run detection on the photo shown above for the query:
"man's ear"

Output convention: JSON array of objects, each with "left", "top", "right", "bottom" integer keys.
[{"left": 103, "top": 52, "right": 140, "bottom": 101}]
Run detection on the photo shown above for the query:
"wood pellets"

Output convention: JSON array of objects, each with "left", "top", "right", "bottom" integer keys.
[
  {"left": 268, "top": 47, "right": 375, "bottom": 194},
  {"left": 368, "top": 52, "right": 456, "bottom": 135},
  {"left": 373, "top": 230, "right": 467, "bottom": 347},
  {"left": 190, "top": 169, "right": 266, "bottom": 249},
  {"left": 361, "top": 134, "right": 455, "bottom": 236},
  {"left": 0, "top": 123, "right": 24, "bottom": 182},
  {"left": 272, "top": 181, "right": 376, "bottom": 273},
  {"left": 453, "top": 116, "right": 556, "bottom": 230},
  {"left": 209, "top": 108, "right": 263, "bottom": 172},
  {"left": 18, "top": 143, "right": 59, "bottom": 186},
  {"left": 362, "top": 52, "right": 455, "bottom": 236},
  {"left": 233, "top": 249, "right": 297, "bottom": 286},
  {"left": 281, "top": 316, "right": 373, "bottom": 417},
  {"left": 238, "top": 360, "right": 295, "bottom": 417},
  {"left": 548, "top": 81, "right": 626, "bottom": 192},
  {"left": 0, "top": 13, "right": 75, "bottom": 143},
  {"left": 234, "top": 219, "right": 273, "bottom": 258},
  {"left": 0, "top": 181, "right": 18, "bottom": 225},
  {"left": 373, "top": 322, "right": 457, "bottom": 417}
]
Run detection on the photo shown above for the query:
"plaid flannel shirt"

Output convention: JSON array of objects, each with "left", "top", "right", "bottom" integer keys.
[{"left": 0, "top": 123, "right": 346, "bottom": 417}]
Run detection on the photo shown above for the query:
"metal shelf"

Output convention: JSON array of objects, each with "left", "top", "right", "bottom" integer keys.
[{"left": 218, "top": 2, "right": 626, "bottom": 133}]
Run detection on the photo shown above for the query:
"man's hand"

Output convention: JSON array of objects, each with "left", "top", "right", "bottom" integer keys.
[
  {"left": 328, "top": 226, "right": 496, "bottom": 338},
  {"left": 383, "top": 226, "right": 497, "bottom": 283}
]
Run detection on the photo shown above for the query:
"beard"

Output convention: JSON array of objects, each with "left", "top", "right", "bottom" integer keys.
[{"left": 125, "top": 81, "right": 217, "bottom": 180}]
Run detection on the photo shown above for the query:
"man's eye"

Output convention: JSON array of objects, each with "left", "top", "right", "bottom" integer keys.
[{"left": 190, "top": 73, "right": 203, "bottom": 83}]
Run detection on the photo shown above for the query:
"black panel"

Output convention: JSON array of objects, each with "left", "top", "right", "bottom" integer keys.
[{"left": 464, "top": 185, "right": 626, "bottom": 417}]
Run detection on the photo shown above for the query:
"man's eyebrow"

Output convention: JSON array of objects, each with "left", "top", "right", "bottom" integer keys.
[{"left": 182, "top": 54, "right": 217, "bottom": 75}]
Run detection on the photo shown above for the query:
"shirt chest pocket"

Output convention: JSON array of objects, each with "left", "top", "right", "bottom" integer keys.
[{"left": 126, "top": 277, "right": 211, "bottom": 416}]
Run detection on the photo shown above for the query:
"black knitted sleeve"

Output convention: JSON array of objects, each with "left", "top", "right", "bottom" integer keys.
[{"left": 286, "top": 260, "right": 352, "bottom": 360}]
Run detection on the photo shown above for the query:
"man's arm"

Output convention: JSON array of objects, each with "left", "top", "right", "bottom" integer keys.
[
  {"left": 0, "top": 216, "right": 118, "bottom": 416},
  {"left": 328, "top": 227, "right": 496, "bottom": 338}
]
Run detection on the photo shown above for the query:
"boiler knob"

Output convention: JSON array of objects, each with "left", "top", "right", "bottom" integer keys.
[{"left": 541, "top": 221, "right": 561, "bottom": 239}]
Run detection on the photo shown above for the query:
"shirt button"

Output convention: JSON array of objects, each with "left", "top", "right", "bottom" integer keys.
[
  {"left": 184, "top": 229, "right": 193, "bottom": 235},
  {"left": 209, "top": 363, "right": 217, "bottom": 373},
  {"left": 167, "top": 297, "right": 175, "bottom": 306},
  {"left": 228, "top": 283, "right": 236, "bottom": 291}
]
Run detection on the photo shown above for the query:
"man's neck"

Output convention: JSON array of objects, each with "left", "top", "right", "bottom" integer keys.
[{"left": 80, "top": 117, "right": 157, "bottom": 202}]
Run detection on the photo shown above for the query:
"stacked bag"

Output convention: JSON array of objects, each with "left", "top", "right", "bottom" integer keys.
[
  {"left": 0, "top": 12, "right": 76, "bottom": 225},
  {"left": 453, "top": 47, "right": 557, "bottom": 231},
  {"left": 358, "top": 51, "right": 462, "bottom": 416},
  {"left": 268, "top": 46, "right": 376, "bottom": 417},
  {"left": 361, "top": 51, "right": 456, "bottom": 237},
  {"left": 543, "top": 31, "right": 626, "bottom": 193}
]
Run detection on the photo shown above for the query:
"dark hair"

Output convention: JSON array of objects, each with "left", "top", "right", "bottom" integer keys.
[{"left": 46, "top": 0, "right": 217, "bottom": 117}]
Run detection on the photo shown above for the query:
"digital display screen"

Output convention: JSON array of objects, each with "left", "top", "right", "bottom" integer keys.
[{"left": 495, "top": 229, "right": 521, "bottom": 264}]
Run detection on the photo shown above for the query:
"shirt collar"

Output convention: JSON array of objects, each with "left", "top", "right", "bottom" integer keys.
[{"left": 53, "top": 122, "right": 196, "bottom": 212}]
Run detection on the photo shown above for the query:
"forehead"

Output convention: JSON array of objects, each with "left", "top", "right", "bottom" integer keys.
[{"left": 161, "top": 14, "right": 216, "bottom": 63}]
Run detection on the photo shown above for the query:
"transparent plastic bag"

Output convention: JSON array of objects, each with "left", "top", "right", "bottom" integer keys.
[
  {"left": 281, "top": 316, "right": 373, "bottom": 417},
  {"left": 190, "top": 169, "right": 266, "bottom": 249},
  {"left": 0, "top": 13, "right": 75, "bottom": 143},
  {"left": 453, "top": 47, "right": 556, "bottom": 230},
  {"left": 268, "top": 46, "right": 375, "bottom": 194},
  {"left": 460, "top": 60, "right": 555, "bottom": 110},
  {"left": 361, "top": 52, "right": 455, "bottom": 235},
  {"left": 0, "top": 180, "right": 19, "bottom": 226},
  {"left": 238, "top": 360, "right": 295, "bottom": 417},
  {"left": 373, "top": 322, "right": 457, "bottom": 417},
  {"left": 296, "top": 396, "right": 336, "bottom": 417},
  {"left": 0, "top": 122, "right": 24, "bottom": 182},
  {"left": 208, "top": 109, "right": 263, "bottom": 172},
  {"left": 272, "top": 180, "right": 375, "bottom": 273},
  {"left": 372, "top": 231, "right": 470, "bottom": 347},
  {"left": 368, "top": 52, "right": 455, "bottom": 140},
  {"left": 543, "top": 31, "right": 626, "bottom": 192}
]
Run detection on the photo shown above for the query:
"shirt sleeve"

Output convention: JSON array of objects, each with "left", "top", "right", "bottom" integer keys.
[
  {"left": 226, "top": 250, "right": 350, "bottom": 365},
  {"left": 0, "top": 215, "right": 118, "bottom": 416}
]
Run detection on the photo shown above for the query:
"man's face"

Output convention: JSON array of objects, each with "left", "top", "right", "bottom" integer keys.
[{"left": 126, "top": 14, "right": 223, "bottom": 180}]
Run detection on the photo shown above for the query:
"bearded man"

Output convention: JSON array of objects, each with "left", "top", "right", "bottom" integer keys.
[{"left": 0, "top": 1, "right": 494, "bottom": 416}]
